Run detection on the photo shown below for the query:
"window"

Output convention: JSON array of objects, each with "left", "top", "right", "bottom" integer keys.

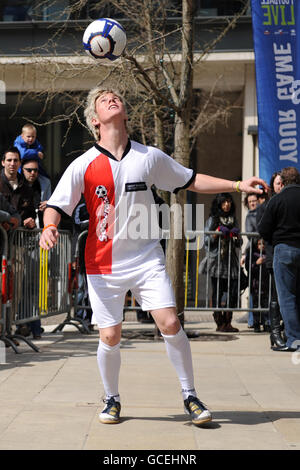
[
  {"left": 1, "top": 1, "right": 32, "bottom": 21},
  {"left": 197, "top": 0, "right": 248, "bottom": 17},
  {"left": 0, "top": 0, "right": 70, "bottom": 21},
  {"left": 0, "top": 1, "right": 250, "bottom": 22}
]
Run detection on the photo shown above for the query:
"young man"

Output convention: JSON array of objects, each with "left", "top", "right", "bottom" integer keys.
[
  {"left": 0, "top": 147, "right": 36, "bottom": 228},
  {"left": 40, "top": 87, "right": 267, "bottom": 427},
  {"left": 0, "top": 147, "right": 37, "bottom": 341}
]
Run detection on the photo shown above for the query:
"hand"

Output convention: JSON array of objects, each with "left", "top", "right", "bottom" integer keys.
[
  {"left": 240, "top": 254, "right": 246, "bottom": 266},
  {"left": 218, "top": 225, "right": 230, "bottom": 237},
  {"left": 39, "top": 201, "right": 48, "bottom": 211},
  {"left": 239, "top": 177, "right": 269, "bottom": 194},
  {"left": 23, "top": 217, "right": 36, "bottom": 229},
  {"left": 230, "top": 227, "right": 240, "bottom": 238},
  {"left": 38, "top": 151, "right": 44, "bottom": 160},
  {"left": 1, "top": 222, "right": 10, "bottom": 231},
  {"left": 39, "top": 225, "right": 59, "bottom": 250},
  {"left": 9, "top": 217, "right": 20, "bottom": 229}
]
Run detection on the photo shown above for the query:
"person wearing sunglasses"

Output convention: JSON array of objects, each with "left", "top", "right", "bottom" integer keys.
[{"left": 21, "top": 157, "right": 51, "bottom": 228}]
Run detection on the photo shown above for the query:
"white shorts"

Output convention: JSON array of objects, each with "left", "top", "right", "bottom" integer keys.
[{"left": 87, "top": 263, "right": 176, "bottom": 328}]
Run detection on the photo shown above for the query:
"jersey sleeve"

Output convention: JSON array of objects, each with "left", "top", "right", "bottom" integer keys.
[
  {"left": 148, "top": 147, "right": 196, "bottom": 193},
  {"left": 47, "top": 158, "right": 85, "bottom": 217}
]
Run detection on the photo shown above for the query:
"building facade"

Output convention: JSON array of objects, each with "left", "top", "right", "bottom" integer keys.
[{"left": 0, "top": 1, "right": 258, "bottom": 227}]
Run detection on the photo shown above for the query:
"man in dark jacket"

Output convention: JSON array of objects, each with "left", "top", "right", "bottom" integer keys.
[
  {"left": 257, "top": 166, "right": 300, "bottom": 352},
  {"left": 0, "top": 147, "right": 37, "bottom": 341},
  {"left": 0, "top": 147, "right": 36, "bottom": 228},
  {"left": 21, "top": 156, "right": 52, "bottom": 228}
]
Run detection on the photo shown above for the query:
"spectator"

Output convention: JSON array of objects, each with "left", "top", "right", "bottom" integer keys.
[
  {"left": 245, "top": 238, "right": 269, "bottom": 333},
  {"left": 244, "top": 193, "right": 258, "bottom": 232},
  {"left": 256, "top": 171, "right": 285, "bottom": 350},
  {"left": 200, "top": 193, "right": 242, "bottom": 332},
  {"left": 271, "top": 172, "right": 284, "bottom": 195},
  {"left": 0, "top": 147, "right": 38, "bottom": 340},
  {"left": 21, "top": 157, "right": 51, "bottom": 228},
  {"left": 257, "top": 190, "right": 268, "bottom": 206},
  {"left": 0, "top": 194, "right": 20, "bottom": 343},
  {"left": 0, "top": 147, "right": 36, "bottom": 227},
  {"left": 0, "top": 193, "right": 20, "bottom": 268},
  {"left": 14, "top": 123, "right": 50, "bottom": 181},
  {"left": 258, "top": 166, "right": 300, "bottom": 352},
  {"left": 0, "top": 193, "right": 20, "bottom": 341},
  {"left": 241, "top": 193, "right": 259, "bottom": 328}
]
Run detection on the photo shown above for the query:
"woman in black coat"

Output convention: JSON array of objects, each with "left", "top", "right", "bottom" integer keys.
[{"left": 201, "top": 193, "right": 242, "bottom": 332}]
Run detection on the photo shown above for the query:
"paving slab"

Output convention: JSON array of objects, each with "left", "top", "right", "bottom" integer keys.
[{"left": 0, "top": 316, "right": 299, "bottom": 452}]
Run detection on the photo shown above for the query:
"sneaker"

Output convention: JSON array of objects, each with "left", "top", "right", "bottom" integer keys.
[
  {"left": 184, "top": 395, "right": 212, "bottom": 426},
  {"left": 99, "top": 397, "right": 121, "bottom": 424}
]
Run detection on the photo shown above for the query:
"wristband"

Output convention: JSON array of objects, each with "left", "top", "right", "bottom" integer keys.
[
  {"left": 42, "top": 224, "right": 57, "bottom": 233},
  {"left": 235, "top": 181, "right": 241, "bottom": 193}
]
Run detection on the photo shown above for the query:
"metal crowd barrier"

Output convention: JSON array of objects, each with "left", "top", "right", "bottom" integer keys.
[
  {"left": 0, "top": 225, "right": 10, "bottom": 350},
  {"left": 3, "top": 227, "right": 72, "bottom": 353},
  {"left": 71, "top": 230, "right": 271, "bottom": 320},
  {"left": 184, "top": 231, "right": 271, "bottom": 313},
  {"left": 53, "top": 229, "right": 92, "bottom": 335},
  {"left": 0, "top": 225, "right": 273, "bottom": 359}
]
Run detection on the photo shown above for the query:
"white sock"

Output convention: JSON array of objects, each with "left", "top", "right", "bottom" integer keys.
[
  {"left": 97, "top": 340, "right": 121, "bottom": 402},
  {"left": 161, "top": 327, "right": 197, "bottom": 400}
]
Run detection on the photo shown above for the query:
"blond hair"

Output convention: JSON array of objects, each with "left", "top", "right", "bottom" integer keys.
[
  {"left": 21, "top": 123, "right": 37, "bottom": 134},
  {"left": 84, "top": 87, "right": 127, "bottom": 141}
]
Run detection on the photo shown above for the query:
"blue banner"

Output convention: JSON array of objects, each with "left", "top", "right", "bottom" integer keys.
[{"left": 251, "top": 0, "right": 300, "bottom": 183}]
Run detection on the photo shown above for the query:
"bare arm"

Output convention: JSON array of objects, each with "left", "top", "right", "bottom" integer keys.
[
  {"left": 188, "top": 174, "right": 269, "bottom": 194},
  {"left": 39, "top": 207, "right": 61, "bottom": 250}
]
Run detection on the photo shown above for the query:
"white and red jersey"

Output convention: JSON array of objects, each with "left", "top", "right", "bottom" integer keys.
[{"left": 47, "top": 140, "right": 195, "bottom": 275}]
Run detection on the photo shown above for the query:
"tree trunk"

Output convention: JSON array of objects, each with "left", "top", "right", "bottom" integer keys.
[
  {"left": 166, "top": 0, "right": 194, "bottom": 325},
  {"left": 166, "top": 116, "right": 190, "bottom": 324}
]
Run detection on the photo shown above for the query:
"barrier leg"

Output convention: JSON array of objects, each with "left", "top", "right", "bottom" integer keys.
[
  {"left": 0, "top": 257, "right": 21, "bottom": 353},
  {"left": 52, "top": 311, "right": 91, "bottom": 334},
  {"left": 184, "top": 237, "right": 189, "bottom": 308},
  {"left": 10, "top": 332, "right": 40, "bottom": 353},
  {"left": 52, "top": 263, "right": 91, "bottom": 334},
  {"left": 2, "top": 336, "right": 21, "bottom": 354}
]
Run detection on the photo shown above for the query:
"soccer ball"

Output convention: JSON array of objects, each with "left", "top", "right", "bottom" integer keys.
[
  {"left": 95, "top": 185, "right": 108, "bottom": 198},
  {"left": 83, "top": 18, "right": 127, "bottom": 61}
]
